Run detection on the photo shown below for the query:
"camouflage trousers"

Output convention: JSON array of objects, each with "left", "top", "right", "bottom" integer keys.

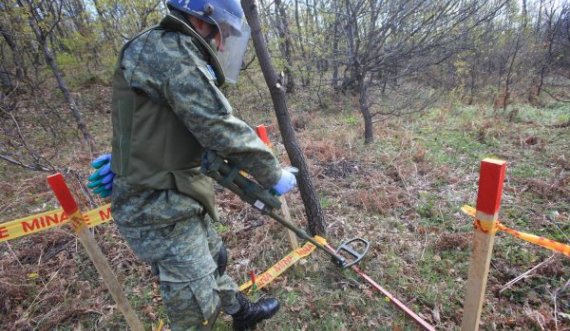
[{"left": 116, "top": 212, "right": 240, "bottom": 330}]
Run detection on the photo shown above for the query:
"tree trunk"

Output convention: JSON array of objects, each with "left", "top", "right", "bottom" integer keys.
[
  {"left": 331, "top": 0, "right": 341, "bottom": 90},
  {"left": 534, "top": 9, "right": 560, "bottom": 100},
  {"left": 274, "top": 0, "right": 295, "bottom": 93},
  {"left": 242, "top": 0, "right": 327, "bottom": 236},
  {"left": 467, "top": 65, "right": 476, "bottom": 105},
  {"left": 294, "top": 0, "right": 311, "bottom": 87},
  {"left": 341, "top": 0, "right": 358, "bottom": 92},
  {"left": 0, "top": 63, "right": 13, "bottom": 91},
  {"left": 503, "top": 32, "right": 522, "bottom": 112},
  {"left": 92, "top": 0, "right": 119, "bottom": 54},
  {"left": 42, "top": 42, "right": 95, "bottom": 153},
  {"left": 1, "top": 26, "right": 26, "bottom": 83},
  {"left": 359, "top": 78, "right": 374, "bottom": 144},
  {"left": 18, "top": 0, "right": 95, "bottom": 154}
]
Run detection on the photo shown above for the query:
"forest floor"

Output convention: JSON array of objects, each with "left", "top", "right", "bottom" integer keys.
[{"left": 0, "top": 82, "right": 568, "bottom": 330}]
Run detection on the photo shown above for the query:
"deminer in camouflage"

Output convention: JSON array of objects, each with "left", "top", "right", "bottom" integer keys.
[{"left": 87, "top": 0, "right": 298, "bottom": 330}]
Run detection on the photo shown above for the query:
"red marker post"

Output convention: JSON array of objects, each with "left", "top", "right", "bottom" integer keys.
[
  {"left": 461, "top": 159, "right": 506, "bottom": 331},
  {"left": 47, "top": 173, "right": 144, "bottom": 331},
  {"left": 255, "top": 125, "right": 272, "bottom": 149}
]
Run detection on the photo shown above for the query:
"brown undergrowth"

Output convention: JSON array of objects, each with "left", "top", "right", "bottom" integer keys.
[{"left": 0, "top": 88, "right": 569, "bottom": 330}]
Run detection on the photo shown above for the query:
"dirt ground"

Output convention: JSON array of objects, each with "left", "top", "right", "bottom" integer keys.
[{"left": 0, "top": 84, "right": 568, "bottom": 330}]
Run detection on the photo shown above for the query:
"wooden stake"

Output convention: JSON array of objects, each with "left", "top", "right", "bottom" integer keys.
[
  {"left": 461, "top": 159, "right": 506, "bottom": 331},
  {"left": 47, "top": 174, "right": 144, "bottom": 331},
  {"left": 256, "top": 125, "right": 299, "bottom": 249}
]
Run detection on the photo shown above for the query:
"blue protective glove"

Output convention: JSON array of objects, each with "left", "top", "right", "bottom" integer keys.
[
  {"left": 272, "top": 167, "right": 298, "bottom": 196},
  {"left": 87, "top": 154, "right": 115, "bottom": 198}
]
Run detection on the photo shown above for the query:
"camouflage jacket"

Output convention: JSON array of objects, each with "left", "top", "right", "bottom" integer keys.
[{"left": 111, "top": 13, "right": 281, "bottom": 230}]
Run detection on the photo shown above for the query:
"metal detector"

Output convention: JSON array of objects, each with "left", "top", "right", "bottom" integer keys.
[{"left": 201, "top": 150, "right": 369, "bottom": 268}]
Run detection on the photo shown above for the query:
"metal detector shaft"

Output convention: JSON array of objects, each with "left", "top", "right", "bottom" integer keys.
[
  {"left": 266, "top": 210, "right": 347, "bottom": 267},
  {"left": 201, "top": 150, "right": 347, "bottom": 267},
  {"left": 204, "top": 165, "right": 347, "bottom": 266}
]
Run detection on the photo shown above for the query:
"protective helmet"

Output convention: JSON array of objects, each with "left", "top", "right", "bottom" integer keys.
[{"left": 167, "top": 0, "right": 251, "bottom": 83}]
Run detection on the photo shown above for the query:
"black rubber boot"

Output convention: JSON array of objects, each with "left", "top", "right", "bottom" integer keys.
[{"left": 231, "top": 292, "right": 280, "bottom": 331}]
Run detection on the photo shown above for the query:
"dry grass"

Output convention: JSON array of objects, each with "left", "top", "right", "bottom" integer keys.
[{"left": 0, "top": 85, "right": 569, "bottom": 330}]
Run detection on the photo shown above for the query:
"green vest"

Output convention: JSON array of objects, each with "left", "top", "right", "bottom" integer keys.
[{"left": 110, "top": 15, "right": 224, "bottom": 222}]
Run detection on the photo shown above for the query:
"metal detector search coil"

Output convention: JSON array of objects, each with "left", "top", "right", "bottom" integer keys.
[{"left": 336, "top": 238, "right": 370, "bottom": 268}]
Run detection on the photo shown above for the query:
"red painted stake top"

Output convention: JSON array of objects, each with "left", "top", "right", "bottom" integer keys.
[
  {"left": 255, "top": 125, "right": 270, "bottom": 145},
  {"left": 47, "top": 173, "right": 79, "bottom": 215},
  {"left": 476, "top": 159, "right": 507, "bottom": 215},
  {"left": 249, "top": 270, "right": 256, "bottom": 284}
]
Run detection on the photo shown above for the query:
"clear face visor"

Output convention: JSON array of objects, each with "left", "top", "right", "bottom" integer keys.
[{"left": 215, "top": 19, "right": 251, "bottom": 84}]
